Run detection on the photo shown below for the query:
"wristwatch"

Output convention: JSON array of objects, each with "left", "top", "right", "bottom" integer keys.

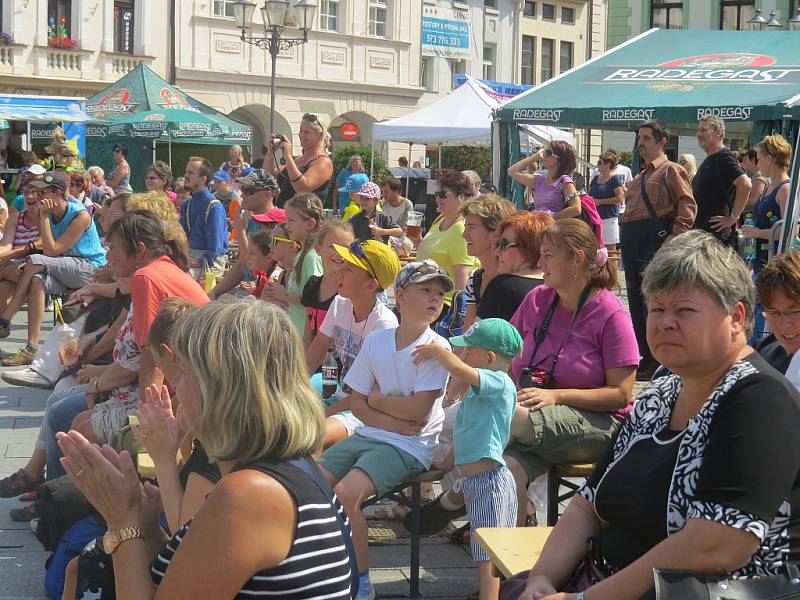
[
  {"left": 576, "top": 593, "right": 585, "bottom": 600},
  {"left": 102, "top": 526, "right": 143, "bottom": 554}
]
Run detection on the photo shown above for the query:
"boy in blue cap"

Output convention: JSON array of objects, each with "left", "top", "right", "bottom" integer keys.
[{"left": 412, "top": 318, "right": 522, "bottom": 600}]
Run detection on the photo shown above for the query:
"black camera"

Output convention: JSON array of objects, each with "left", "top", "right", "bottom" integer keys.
[
  {"left": 271, "top": 134, "right": 286, "bottom": 148},
  {"left": 518, "top": 367, "right": 554, "bottom": 390}
]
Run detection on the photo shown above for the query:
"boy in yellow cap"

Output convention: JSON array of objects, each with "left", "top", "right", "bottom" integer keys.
[{"left": 305, "top": 239, "right": 401, "bottom": 450}]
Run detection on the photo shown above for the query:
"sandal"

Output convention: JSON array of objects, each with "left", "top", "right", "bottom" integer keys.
[
  {"left": 0, "top": 469, "right": 44, "bottom": 498},
  {"left": 449, "top": 522, "right": 471, "bottom": 545},
  {"left": 403, "top": 494, "right": 467, "bottom": 535},
  {"left": 10, "top": 503, "right": 38, "bottom": 522}
]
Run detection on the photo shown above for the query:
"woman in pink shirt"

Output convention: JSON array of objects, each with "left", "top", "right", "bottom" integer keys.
[{"left": 505, "top": 218, "right": 639, "bottom": 526}]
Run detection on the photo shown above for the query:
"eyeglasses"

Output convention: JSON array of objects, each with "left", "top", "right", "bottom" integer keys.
[
  {"left": 145, "top": 175, "right": 163, "bottom": 181},
  {"left": 762, "top": 308, "right": 800, "bottom": 321},
  {"left": 543, "top": 148, "right": 560, "bottom": 159},
  {"left": 25, "top": 190, "right": 46, "bottom": 198},
  {"left": 435, "top": 190, "right": 452, "bottom": 199},
  {"left": 678, "top": 159, "right": 687, "bottom": 165},
  {"left": 70, "top": 180, "right": 85, "bottom": 186},
  {"left": 349, "top": 240, "right": 378, "bottom": 280},
  {"left": 495, "top": 238, "right": 519, "bottom": 252},
  {"left": 272, "top": 236, "right": 299, "bottom": 248}
]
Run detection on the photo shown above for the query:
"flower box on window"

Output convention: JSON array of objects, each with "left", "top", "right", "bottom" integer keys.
[
  {"left": 0, "top": 33, "right": 13, "bottom": 46},
  {"left": 48, "top": 36, "right": 79, "bottom": 49}
]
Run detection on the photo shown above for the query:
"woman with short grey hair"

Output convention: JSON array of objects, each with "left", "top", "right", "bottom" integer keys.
[{"left": 511, "top": 230, "right": 800, "bottom": 600}]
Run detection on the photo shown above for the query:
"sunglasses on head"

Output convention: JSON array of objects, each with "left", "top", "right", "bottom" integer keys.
[
  {"left": 543, "top": 147, "right": 560, "bottom": 159},
  {"left": 273, "top": 236, "right": 299, "bottom": 248},
  {"left": 349, "top": 240, "right": 378, "bottom": 280},
  {"left": 495, "top": 238, "right": 518, "bottom": 251}
]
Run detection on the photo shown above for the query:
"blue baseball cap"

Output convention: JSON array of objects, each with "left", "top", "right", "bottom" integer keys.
[
  {"left": 213, "top": 170, "right": 231, "bottom": 182},
  {"left": 339, "top": 172, "right": 369, "bottom": 194}
]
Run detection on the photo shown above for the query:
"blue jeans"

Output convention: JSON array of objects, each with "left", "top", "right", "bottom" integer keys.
[{"left": 44, "top": 390, "right": 88, "bottom": 480}]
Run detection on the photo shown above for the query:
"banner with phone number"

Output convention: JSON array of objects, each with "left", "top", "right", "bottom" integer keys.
[{"left": 421, "top": 6, "right": 471, "bottom": 60}]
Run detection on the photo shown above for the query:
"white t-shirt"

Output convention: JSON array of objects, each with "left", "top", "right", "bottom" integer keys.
[
  {"left": 344, "top": 327, "right": 451, "bottom": 469},
  {"left": 319, "top": 296, "right": 398, "bottom": 399}
]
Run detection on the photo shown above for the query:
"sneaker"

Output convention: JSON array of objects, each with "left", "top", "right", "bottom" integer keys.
[
  {"left": 19, "top": 490, "right": 38, "bottom": 502},
  {"left": 403, "top": 494, "right": 467, "bottom": 535},
  {"left": 1, "top": 348, "right": 36, "bottom": 367},
  {"left": 356, "top": 588, "right": 376, "bottom": 600},
  {"left": 2, "top": 368, "right": 54, "bottom": 389},
  {"left": 10, "top": 503, "right": 38, "bottom": 522},
  {"left": 0, "top": 469, "right": 44, "bottom": 498}
]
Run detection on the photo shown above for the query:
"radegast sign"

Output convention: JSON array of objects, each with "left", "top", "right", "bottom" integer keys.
[
  {"left": 602, "top": 109, "right": 655, "bottom": 121},
  {"left": 599, "top": 53, "right": 800, "bottom": 85},
  {"left": 511, "top": 109, "right": 563, "bottom": 122}
]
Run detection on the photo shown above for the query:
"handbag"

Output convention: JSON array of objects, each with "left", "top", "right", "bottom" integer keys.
[
  {"left": 653, "top": 564, "right": 800, "bottom": 599},
  {"left": 498, "top": 537, "right": 613, "bottom": 600}
]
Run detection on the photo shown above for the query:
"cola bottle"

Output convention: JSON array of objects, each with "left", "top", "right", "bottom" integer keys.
[{"left": 321, "top": 349, "right": 339, "bottom": 400}]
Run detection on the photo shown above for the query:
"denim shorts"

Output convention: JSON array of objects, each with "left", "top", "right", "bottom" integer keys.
[{"left": 504, "top": 404, "right": 619, "bottom": 482}]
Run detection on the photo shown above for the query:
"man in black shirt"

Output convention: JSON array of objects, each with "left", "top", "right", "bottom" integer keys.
[{"left": 691, "top": 116, "right": 751, "bottom": 244}]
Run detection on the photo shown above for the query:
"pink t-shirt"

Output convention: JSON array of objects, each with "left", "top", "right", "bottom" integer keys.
[{"left": 510, "top": 286, "right": 639, "bottom": 419}]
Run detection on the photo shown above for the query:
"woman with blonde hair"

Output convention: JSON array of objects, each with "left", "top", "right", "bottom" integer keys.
[
  {"left": 56, "top": 299, "right": 354, "bottom": 598},
  {"left": 741, "top": 133, "right": 793, "bottom": 341},
  {"left": 127, "top": 191, "right": 180, "bottom": 223},
  {"left": 268, "top": 114, "right": 334, "bottom": 208},
  {"left": 678, "top": 153, "right": 697, "bottom": 182}
]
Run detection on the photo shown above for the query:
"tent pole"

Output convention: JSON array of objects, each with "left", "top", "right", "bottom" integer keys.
[
  {"left": 168, "top": 133, "right": 173, "bottom": 169},
  {"left": 370, "top": 139, "right": 375, "bottom": 179},
  {"left": 406, "top": 142, "right": 412, "bottom": 197},
  {"left": 152, "top": 140, "right": 156, "bottom": 165},
  {"left": 438, "top": 143, "right": 442, "bottom": 170}
]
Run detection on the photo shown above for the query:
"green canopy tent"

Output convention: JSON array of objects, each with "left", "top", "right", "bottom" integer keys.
[
  {"left": 494, "top": 29, "right": 800, "bottom": 252},
  {"left": 85, "top": 64, "right": 251, "bottom": 190}
]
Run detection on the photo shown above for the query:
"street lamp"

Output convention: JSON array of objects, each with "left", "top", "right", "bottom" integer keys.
[
  {"left": 233, "top": 0, "right": 318, "bottom": 137},
  {"left": 766, "top": 10, "right": 783, "bottom": 28},
  {"left": 747, "top": 8, "right": 768, "bottom": 31}
]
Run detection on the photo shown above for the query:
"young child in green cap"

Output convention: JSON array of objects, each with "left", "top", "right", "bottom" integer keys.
[{"left": 412, "top": 318, "right": 522, "bottom": 600}]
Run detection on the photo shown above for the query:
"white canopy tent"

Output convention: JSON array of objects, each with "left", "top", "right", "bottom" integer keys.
[{"left": 371, "top": 77, "right": 573, "bottom": 193}]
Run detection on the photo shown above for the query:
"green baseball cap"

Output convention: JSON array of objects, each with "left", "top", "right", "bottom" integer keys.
[{"left": 449, "top": 318, "right": 523, "bottom": 358}]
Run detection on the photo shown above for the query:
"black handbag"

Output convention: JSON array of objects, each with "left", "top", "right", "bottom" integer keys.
[{"left": 654, "top": 564, "right": 800, "bottom": 599}]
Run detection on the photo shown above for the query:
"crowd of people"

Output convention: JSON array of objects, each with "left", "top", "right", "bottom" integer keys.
[{"left": 0, "top": 113, "right": 797, "bottom": 600}]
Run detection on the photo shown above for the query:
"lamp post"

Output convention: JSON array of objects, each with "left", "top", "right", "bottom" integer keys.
[
  {"left": 747, "top": 7, "right": 800, "bottom": 31},
  {"left": 233, "top": 0, "right": 318, "bottom": 137}
]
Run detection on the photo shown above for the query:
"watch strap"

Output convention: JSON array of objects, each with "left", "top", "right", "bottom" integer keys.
[{"left": 109, "top": 525, "right": 143, "bottom": 553}]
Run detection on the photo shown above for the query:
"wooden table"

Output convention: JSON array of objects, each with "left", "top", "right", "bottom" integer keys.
[{"left": 474, "top": 527, "right": 553, "bottom": 579}]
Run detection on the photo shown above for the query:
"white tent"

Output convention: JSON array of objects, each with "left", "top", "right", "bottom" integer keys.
[{"left": 372, "top": 76, "right": 573, "bottom": 147}]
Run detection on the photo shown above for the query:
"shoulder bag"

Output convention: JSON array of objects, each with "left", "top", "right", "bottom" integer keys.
[{"left": 654, "top": 564, "right": 800, "bottom": 599}]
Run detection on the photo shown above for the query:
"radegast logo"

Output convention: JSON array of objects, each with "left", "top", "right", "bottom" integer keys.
[
  {"left": 86, "top": 88, "right": 138, "bottom": 114},
  {"left": 512, "top": 109, "right": 563, "bottom": 122},
  {"left": 697, "top": 106, "right": 753, "bottom": 121},
  {"left": 600, "top": 53, "right": 800, "bottom": 85},
  {"left": 603, "top": 109, "right": 655, "bottom": 122}
]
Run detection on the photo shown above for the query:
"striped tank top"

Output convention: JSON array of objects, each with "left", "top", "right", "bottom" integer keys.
[
  {"left": 13, "top": 212, "right": 39, "bottom": 248},
  {"left": 150, "top": 457, "right": 352, "bottom": 598}
]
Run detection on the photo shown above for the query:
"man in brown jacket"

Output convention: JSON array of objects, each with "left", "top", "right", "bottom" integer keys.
[{"left": 620, "top": 120, "right": 697, "bottom": 380}]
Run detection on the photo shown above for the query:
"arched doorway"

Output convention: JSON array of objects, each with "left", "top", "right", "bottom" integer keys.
[
  {"left": 229, "top": 105, "right": 291, "bottom": 163},
  {"left": 329, "top": 111, "right": 380, "bottom": 154}
]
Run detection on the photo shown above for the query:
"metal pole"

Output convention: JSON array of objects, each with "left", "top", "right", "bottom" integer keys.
[
  {"left": 168, "top": 132, "right": 172, "bottom": 169},
  {"left": 369, "top": 139, "right": 375, "bottom": 179},
  {"left": 405, "top": 142, "right": 412, "bottom": 198},
  {"left": 269, "top": 28, "right": 279, "bottom": 136}
]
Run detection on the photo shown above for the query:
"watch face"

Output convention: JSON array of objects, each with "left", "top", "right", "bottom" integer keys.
[{"left": 102, "top": 530, "right": 118, "bottom": 554}]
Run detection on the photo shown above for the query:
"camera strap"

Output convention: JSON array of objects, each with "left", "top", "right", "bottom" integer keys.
[{"left": 526, "top": 284, "right": 593, "bottom": 374}]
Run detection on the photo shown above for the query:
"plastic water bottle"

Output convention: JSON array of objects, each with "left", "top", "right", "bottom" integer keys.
[
  {"left": 321, "top": 349, "right": 339, "bottom": 400},
  {"left": 527, "top": 474, "right": 549, "bottom": 526},
  {"left": 743, "top": 214, "right": 758, "bottom": 263}
]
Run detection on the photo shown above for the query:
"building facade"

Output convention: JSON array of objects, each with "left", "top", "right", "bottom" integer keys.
[
  {"left": 0, "top": 0, "right": 169, "bottom": 96},
  {"left": 608, "top": 0, "right": 799, "bottom": 46},
  {"left": 174, "top": 0, "right": 430, "bottom": 163}
]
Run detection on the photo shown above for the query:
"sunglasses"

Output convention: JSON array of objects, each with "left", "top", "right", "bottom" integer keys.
[
  {"left": 25, "top": 190, "right": 46, "bottom": 198},
  {"left": 349, "top": 240, "right": 378, "bottom": 280},
  {"left": 435, "top": 190, "right": 452, "bottom": 199},
  {"left": 678, "top": 159, "right": 687, "bottom": 164},
  {"left": 543, "top": 147, "right": 560, "bottom": 159},
  {"left": 495, "top": 238, "right": 518, "bottom": 252},
  {"left": 273, "top": 236, "right": 299, "bottom": 248},
  {"left": 70, "top": 180, "right": 85, "bottom": 186}
]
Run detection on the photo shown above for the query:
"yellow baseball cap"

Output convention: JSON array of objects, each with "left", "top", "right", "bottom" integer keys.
[{"left": 333, "top": 240, "right": 401, "bottom": 290}]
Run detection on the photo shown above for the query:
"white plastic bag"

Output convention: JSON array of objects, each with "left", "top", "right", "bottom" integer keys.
[
  {"left": 30, "top": 314, "right": 87, "bottom": 384},
  {"left": 527, "top": 473, "right": 549, "bottom": 525}
]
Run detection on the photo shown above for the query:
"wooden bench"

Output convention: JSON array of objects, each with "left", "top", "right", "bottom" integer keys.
[
  {"left": 546, "top": 463, "right": 595, "bottom": 526},
  {"left": 474, "top": 526, "right": 553, "bottom": 579},
  {"left": 362, "top": 469, "right": 443, "bottom": 599}
]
